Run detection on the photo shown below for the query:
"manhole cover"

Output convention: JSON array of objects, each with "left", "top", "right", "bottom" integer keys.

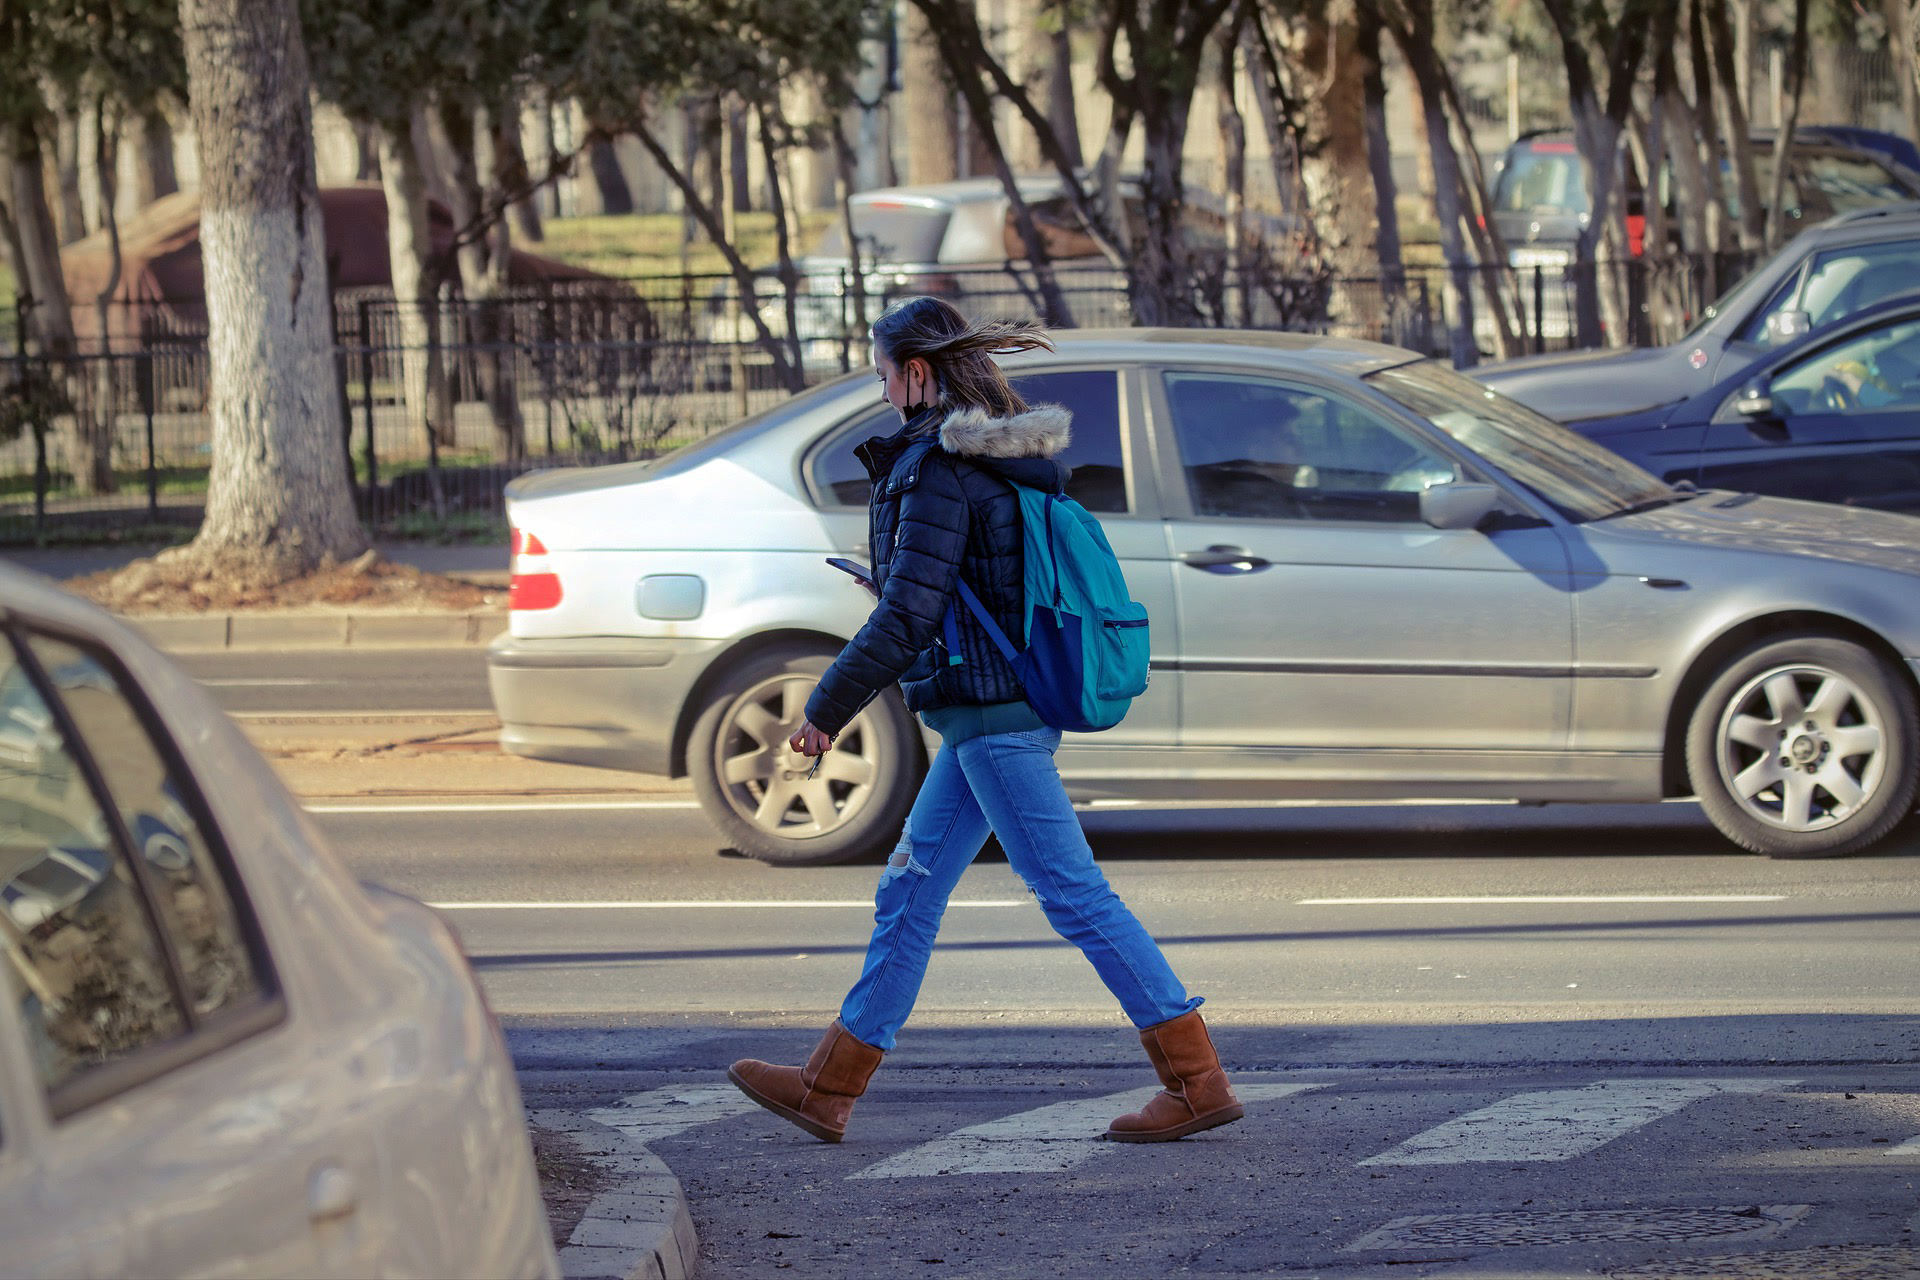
[
  {"left": 1347, "top": 1205, "right": 1810, "bottom": 1251},
  {"left": 1608, "top": 1244, "right": 1920, "bottom": 1278}
]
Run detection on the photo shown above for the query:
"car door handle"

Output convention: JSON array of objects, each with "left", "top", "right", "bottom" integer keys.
[
  {"left": 308, "top": 1165, "right": 358, "bottom": 1224},
  {"left": 1179, "top": 545, "right": 1270, "bottom": 573}
]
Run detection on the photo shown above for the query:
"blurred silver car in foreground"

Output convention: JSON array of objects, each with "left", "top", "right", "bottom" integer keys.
[
  {"left": 490, "top": 330, "right": 1920, "bottom": 864},
  {"left": 0, "top": 564, "right": 558, "bottom": 1278}
]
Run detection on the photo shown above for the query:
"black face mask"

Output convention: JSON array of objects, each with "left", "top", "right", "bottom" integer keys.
[{"left": 902, "top": 371, "right": 933, "bottom": 420}]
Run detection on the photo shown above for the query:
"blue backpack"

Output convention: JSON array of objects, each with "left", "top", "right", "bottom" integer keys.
[{"left": 941, "top": 485, "right": 1150, "bottom": 733}]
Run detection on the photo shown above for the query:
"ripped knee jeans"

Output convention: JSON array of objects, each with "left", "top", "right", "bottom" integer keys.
[{"left": 837, "top": 725, "right": 1200, "bottom": 1050}]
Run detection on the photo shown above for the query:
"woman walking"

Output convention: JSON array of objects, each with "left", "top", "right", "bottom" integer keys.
[{"left": 726, "top": 296, "right": 1242, "bottom": 1145}]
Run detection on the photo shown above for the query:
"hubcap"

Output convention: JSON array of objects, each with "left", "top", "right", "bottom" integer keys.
[
  {"left": 1716, "top": 663, "right": 1887, "bottom": 832},
  {"left": 712, "top": 673, "right": 880, "bottom": 840}
]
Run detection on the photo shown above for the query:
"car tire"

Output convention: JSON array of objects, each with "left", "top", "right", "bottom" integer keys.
[
  {"left": 1686, "top": 634, "right": 1919, "bottom": 858},
  {"left": 689, "top": 646, "right": 924, "bottom": 866}
]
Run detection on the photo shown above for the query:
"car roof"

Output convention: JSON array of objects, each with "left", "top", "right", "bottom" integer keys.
[
  {"left": 1025, "top": 327, "right": 1422, "bottom": 377},
  {"left": 0, "top": 560, "right": 119, "bottom": 635}
]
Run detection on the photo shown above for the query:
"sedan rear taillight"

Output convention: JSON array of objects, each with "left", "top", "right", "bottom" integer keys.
[{"left": 508, "top": 526, "right": 562, "bottom": 611}]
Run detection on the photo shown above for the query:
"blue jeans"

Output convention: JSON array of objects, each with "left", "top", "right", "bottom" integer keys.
[{"left": 839, "top": 725, "right": 1201, "bottom": 1050}]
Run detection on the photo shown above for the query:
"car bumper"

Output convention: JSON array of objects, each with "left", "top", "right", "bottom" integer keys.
[{"left": 486, "top": 633, "right": 728, "bottom": 777}]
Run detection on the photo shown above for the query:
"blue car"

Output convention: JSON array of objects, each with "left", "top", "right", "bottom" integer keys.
[{"left": 1559, "top": 291, "right": 1920, "bottom": 514}]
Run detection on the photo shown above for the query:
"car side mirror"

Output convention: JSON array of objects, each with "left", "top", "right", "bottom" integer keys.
[
  {"left": 1732, "top": 382, "right": 1776, "bottom": 418},
  {"left": 1764, "top": 309, "right": 1811, "bottom": 343},
  {"left": 1419, "top": 482, "right": 1505, "bottom": 531}
]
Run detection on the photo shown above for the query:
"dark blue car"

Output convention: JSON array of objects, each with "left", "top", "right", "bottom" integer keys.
[{"left": 1563, "top": 291, "right": 1920, "bottom": 514}]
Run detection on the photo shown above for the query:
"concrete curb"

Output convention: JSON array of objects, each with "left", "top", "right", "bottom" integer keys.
[
  {"left": 125, "top": 611, "right": 508, "bottom": 651},
  {"left": 528, "top": 1109, "right": 699, "bottom": 1280}
]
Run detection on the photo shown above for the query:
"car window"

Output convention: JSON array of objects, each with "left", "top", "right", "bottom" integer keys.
[
  {"left": 24, "top": 636, "right": 265, "bottom": 1022},
  {"left": 807, "top": 369, "right": 1129, "bottom": 513},
  {"left": 1493, "top": 144, "right": 1586, "bottom": 214},
  {"left": 1368, "top": 361, "right": 1671, "bottom": 522},
  {"left": 1766, "top": 317, "right": 1920, "bottom": 415},
  {"left": 1742, "top": 238, "right": 1920, "bottom": 345},
  {"left": 0, "top": 637, "right": 188, "bottom": 1100},
  {"left": 1165, "top": 372, "right": 1459, "bottom": 523}
]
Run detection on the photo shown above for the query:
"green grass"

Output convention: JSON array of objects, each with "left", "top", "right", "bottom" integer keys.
[
  {"left": 0, "top": 464, "right": 210, "bottom": 501},
  {"left": 537, "top": 210, "right": 838, "bottom": 279},
  {"left": 373, "top": 510, "right": 508, "bottom": 543}
]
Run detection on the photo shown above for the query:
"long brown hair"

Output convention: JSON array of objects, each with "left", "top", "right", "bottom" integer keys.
[{"left": 871, "top": 296, "right": 1053, "bottom": 421}]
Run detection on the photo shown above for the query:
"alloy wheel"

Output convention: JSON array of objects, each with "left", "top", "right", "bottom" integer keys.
[{"left": 1713, "top": 662, "right": 1889, "bottom": 833}]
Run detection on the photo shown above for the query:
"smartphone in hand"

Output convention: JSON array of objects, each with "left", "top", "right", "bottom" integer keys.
[{"left": 825, "top": 556, "right": 872, "bottom": 581}]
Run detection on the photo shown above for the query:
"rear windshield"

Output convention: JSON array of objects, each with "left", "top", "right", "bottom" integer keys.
[
  {"left": 1493, "top": 145, "right": 1587, "bottom": 214},
  {"left": 809, "top": 205, "right": 951, "bottom": 263}
]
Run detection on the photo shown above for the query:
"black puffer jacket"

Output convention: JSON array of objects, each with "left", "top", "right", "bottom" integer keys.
[{"left": 805, "top": 402, "right": 1072, "bottom": 736}]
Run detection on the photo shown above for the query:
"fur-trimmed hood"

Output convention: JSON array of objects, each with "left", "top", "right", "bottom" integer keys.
[
  {"left": 936, "top": 403, "right": 1073, "bottom": 494},
  {"left": 937, "top": 404, "right": 1072, "bottom": 460}
]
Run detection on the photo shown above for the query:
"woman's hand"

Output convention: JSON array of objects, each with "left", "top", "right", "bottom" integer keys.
[{"left": 790, "top": 720, "right": 835, "bottom": 757}]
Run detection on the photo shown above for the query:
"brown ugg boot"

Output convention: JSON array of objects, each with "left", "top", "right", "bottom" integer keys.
[
  {"left": 727, "top": 1021, "right": 885, "bottom": 1143},
  {"left": 1106, "top": 1009, "right": 1244, "bottom": 1143}
]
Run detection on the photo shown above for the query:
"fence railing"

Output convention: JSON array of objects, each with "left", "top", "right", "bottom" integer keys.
[{"left": 1, "top": 250, "right": 1747, "bottom": 545}]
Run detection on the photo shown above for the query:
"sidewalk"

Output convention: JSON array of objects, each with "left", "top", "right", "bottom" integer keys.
[{"left": 2, "top": 541, "right": 512, "bottom": 650}]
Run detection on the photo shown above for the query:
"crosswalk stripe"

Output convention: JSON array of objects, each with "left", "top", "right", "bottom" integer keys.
[
  {"left": 846, "top": 1082, "right": 1326, "bottom": 1179},
  {"left": 585, "top": 1084, "right": 761, "bottom": 1144},
  {"left": 1359, "top": 1078, "right": 1801, "bottom": 1166},
  {"left": 1889, "top": 1134, "right": 1920, "bottom": 1157}
]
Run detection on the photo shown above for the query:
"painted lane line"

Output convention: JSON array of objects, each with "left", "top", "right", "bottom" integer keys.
[
  {"left": 307, "top": 800, "right": 700, "bottom": 814},
  {"left": 199, "top": 678, "right": 322, "bottom": 686},
  {"left": 1359, "top": 1078, "right": 1800, "bottom": 1167},
  {"left": 1299, "top": 895, "right": 1788, "bottom": 905},
  {"left": 847, "top": 1083, "right": 1326, "bottom": 1179},
  {"left": 428, "top": 899, "right": 1026, "bottom": 910},
  {"left": 586, "top": 1085, "right": 761, "bottom": 1145},
  {"left": 1888, "top": 1134, "right": 1920, "bottom": 1157}
]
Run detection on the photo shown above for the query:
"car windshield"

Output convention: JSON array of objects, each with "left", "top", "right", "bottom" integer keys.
[
  {"left": 1366, "top": 361, "right": 1675, "bottom": 521},
  {"left": 1680, "top": 255, "right": 1779, "bottom": 342}
]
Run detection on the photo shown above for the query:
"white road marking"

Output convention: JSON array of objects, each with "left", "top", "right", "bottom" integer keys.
[
  {"left": 307, "top": 799, "right": 701, "bottom": 813},
  {"left": 847, "top": 1082, "right": 1326, "bottom": 1179},
  {"left": 1888, "top": 1134, "right": 1920, "bottom": 1157},
  {"left": 1299, "top": 895, "right": 1787, "bottom": 905},
  {"left": 200, "top": 678, "right": 321, "bottom": 687},
  {"left": 429, "top": 899, "right": 1025, "bottom": 910},
  {"left": 1359, "top": 1078, "right": 1800, "bottom": 1166},
  {"left": 585, "top": 1085, "right": 761, "bottom": 1144}
]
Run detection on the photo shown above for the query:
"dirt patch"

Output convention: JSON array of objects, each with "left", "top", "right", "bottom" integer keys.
[
  {"left": 65, "top": 548, "right": 500, "bottom": 615},
  {"left": 530, "top": 1122, "right": 619, "bottom": 1249}
]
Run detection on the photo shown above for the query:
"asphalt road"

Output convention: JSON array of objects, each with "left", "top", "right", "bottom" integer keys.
[
  {"left": 309, "top": 800, "right": 1920, "bottom": 1279},
  {"left": 176, "top": 646, "right": 493, "bottom": 713},
  {"left": 233, "top": 649, "right": 1920, "bottom": 1276}
]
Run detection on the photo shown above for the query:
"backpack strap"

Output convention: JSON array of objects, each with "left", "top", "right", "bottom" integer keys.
[{"left": 943, "top": 578, "right": 1021, "bottom": 668}]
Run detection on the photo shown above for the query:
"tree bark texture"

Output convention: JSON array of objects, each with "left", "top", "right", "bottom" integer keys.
[
  {"left": 901, "top": 1, "right": 961, "bottom": 184},
  {"left": 179, "top": 0, "right": 367, "bottom": 572},
  {"left": 1294, "top": 4, "right": 1382, "bottom": 335},
  {"left": 378, "top": 115, "right": 454, "bottom": 450},
  {"left": 130, "top": 106, "right": 181, "bottom": 206}
]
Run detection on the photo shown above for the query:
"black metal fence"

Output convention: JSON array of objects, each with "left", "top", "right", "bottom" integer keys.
[{"left": 0, "top": 251, "right": 1745, "bottom": 545}]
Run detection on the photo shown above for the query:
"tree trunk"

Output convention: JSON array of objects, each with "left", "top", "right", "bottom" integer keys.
[
  {"left": 1359, "top": 5, "right": 1409, "bottom": 347},
  {"left": 1216, "top": 14, "right": 1250, "bottom": 327},
  {"left": 1705, "top": 0, "right": 1764, "bottom": 250},
  {"left": 497, "top": 96, "right": 544, "bottom": 244},
  {"left": 1763, "top": 0, "right": 1809, "bottom": 252},
  {"left": 1892, "top": 0, "right": 1920, "bottom": 148},
  {"left": 177, "top": 0, "right": 367, "bottom": 575},
  {"left": 52, "top": 98, "right": 89, "bottom": 244},
  {"left": 379, "top": 115, "right": 455, "bottom": 451},
  {"left": 79, "top": 101, "right": 121, "bottom": 496},
  {"left": 587, "top": 132, "right": 635, "bottom": 214},
  {"left": 1295, "top": 4, "right": 1383, "bottom": 336},
  {"left": 901, "top": 1, "right": 960, "bottom": 184},
  {"left": 1397, "top": 27, "right": 1476, "bottom": 366},
  {"left": 1046, "top": 9, "right": 1082, "bottom": 170},
  {"left": 128, "top": 106, "right": 181, "bottom": 206}
]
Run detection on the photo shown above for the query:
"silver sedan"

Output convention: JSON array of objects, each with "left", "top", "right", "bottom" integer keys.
[
  {"left": 489, "top": 330, "right": 1920, "bottom": 863},
  {"left": 0, "top": 565, "right": 558, "bottom": 1278}
]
